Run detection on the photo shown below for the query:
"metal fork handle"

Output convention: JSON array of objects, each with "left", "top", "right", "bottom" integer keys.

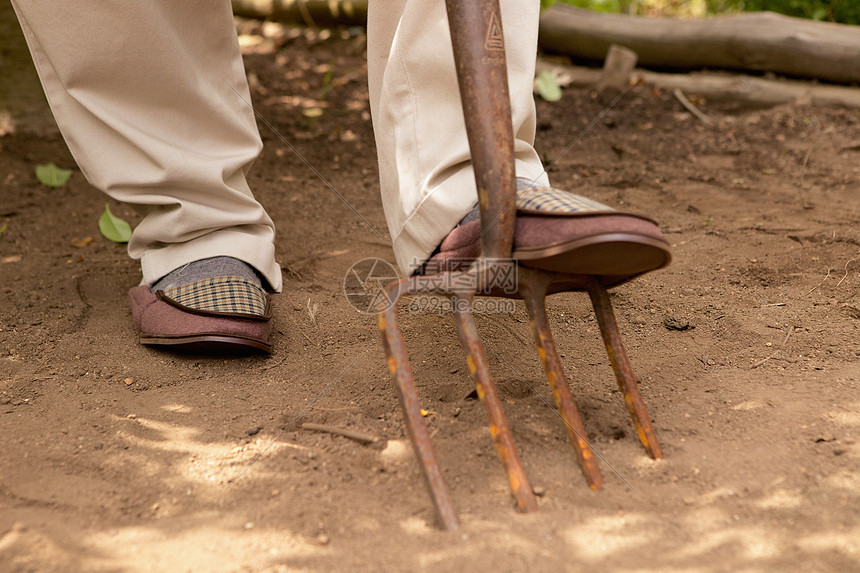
[{"left": 445, "top": 0, "right": 517, "bottom": 261}]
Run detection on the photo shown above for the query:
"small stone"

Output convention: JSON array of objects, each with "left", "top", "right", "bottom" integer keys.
[
  {"left": 71, "top": 236, "right": 93, "bottom": 249},
  {"left": 532, "top": 485, "right": 547, "bottom": 497},
  {"left": 380, "top": 439, "right": 413, "bottom": 466},
  {"left": 124, "top": 377, "right": 134, "bottom": 385}
]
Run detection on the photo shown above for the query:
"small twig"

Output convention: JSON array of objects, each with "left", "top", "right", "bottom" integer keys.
[
  {"left": 299, "top": 329, "right": 319, "bottom": 348},
  {"left": 836, "top": 258, "right": 858, "bottom": 287},
  {"left": 283, "top": 264, "right": 302, "bottom": 280},
  {"left": 801, "top": 149, "right": 812, "bottom": 170},
  {"left": 800, "top": 148, "right": 812, "bottom": 183},
  {"left": 673, "top": 88, "right": 713, "bottom": 126},
  {"left": 306, "top": 298, "right": 319, "bottom": 324},
  {"left": 806, "top": 268, "right": 832, "bottom": 295},
  {"left": 301, "top": 422, "right": 379, "bottom": 445},
  {"left": 750, "top": 352, "right": 776, "bottom": 370},
  {"left": 751, "top": 326, "right": 795, "bottom": 369}
]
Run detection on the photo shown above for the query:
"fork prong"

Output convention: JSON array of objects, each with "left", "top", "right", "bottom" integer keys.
[
  {"left": 586, "top": 279, "right": 663, "bottom": 459},
  {"left": 520, "top": 272, "right": 603, "bottom": 489},
  {"left": 452, "top": 292, "right": 538, "bottom": 513},
  {"left": 379, "top": 281, "right": 460, "bottom": 531}
]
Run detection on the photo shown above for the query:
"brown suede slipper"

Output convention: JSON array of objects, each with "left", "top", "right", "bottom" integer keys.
[
  {"left": 422, "top": 188, "right": 671, "bottom": 287},
  {"left": 129, "top": 285, "right": 273, "bottom": 354}
]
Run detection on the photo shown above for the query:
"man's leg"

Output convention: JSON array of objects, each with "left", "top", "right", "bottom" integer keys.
[
  {"left": 11, "top": 0, "right": 281, "bottom": 291},
  {"left": 368, "top": 2, "right": 671, "bottom": 283},
  {"left": 367, "top": 0, "right": 549, "bottom": 276}
]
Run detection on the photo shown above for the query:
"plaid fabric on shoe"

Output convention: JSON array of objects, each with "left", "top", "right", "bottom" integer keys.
[
  {"left": 160, "top": 276, "right": 268, "bottom": 317},
  {"left": 515, "top": 187, "right": 614, "bottom": 215}
]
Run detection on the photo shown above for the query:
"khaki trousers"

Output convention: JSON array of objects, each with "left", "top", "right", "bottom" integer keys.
[{"left": 12, "top": 0, "right": 547, "bottom": 287}]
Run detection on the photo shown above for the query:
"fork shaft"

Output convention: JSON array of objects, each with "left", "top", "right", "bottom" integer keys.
[{"left": 445, "top": 0, "right": 517, "bottom": 260}]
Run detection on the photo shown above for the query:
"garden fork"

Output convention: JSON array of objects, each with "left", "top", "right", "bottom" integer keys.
[{"left": 378, "top": 0, "right": 662, "bottom": 531}]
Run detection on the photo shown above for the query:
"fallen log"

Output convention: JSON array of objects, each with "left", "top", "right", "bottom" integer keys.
[
  {"left": 636, "top": 70, "right": 860, "bottom": 108},
  {"left": 538, "top": 5, "right": 860, "bottom": 85}
]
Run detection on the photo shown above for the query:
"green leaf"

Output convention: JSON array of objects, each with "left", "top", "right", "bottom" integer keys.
[
  {"left": 98, "top": 203, "right": 132, "bottom": 243},
  {"left": 0, "top": 221, "right": 7, "bottom": 238},
  {"left": 536, "top": 70, "right": 562, "bottom": 102},
  {"left": 35, "top": 163, "right": 72, "bottom": 188},
  {"left": 319, "top": 68, "right": 334, "bottom": 101}
]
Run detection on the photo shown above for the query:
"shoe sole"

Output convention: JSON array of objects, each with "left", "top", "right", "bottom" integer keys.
[
  {"left": 514, "top": 232, "right": 672, "bottom": 286},
  {"left": 140, "top": 334, "right": 272, "bottom": 354}
]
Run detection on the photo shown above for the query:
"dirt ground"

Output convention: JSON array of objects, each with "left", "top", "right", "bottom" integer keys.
[{"left": 2, "top": 8, "right": 859, "bottom": 573}]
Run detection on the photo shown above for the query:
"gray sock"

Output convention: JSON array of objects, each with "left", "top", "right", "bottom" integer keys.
[
  {"left": 151, "top": 256, "right": 263, "bottom": 293},
  {"left": 457, "top": 177, "right": 539, "bottom": 226}
]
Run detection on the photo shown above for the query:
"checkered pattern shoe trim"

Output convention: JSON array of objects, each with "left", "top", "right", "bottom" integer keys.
[
  {"left": 516, "top": 187, "right": 614, "bottom": 214},
  {"left": 162, "top": 276, "right": 268, "bottom": 317}
]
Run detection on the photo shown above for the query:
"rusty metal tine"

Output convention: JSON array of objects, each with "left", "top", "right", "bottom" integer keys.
[
  {"left": 586, "top": 279, "right": 663, "bottom": 459},
  {"left": 444, "top": 0, "right": 517, "bottom": 260},
  {"left": 451, "top": 292, "right": 538, "bottom": 513},
  {"left": 519, "top": 275, "right": 604, "bottom": 490},
  {"left": 378, "top": 281, "right": 460, "bottom": 531}
]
